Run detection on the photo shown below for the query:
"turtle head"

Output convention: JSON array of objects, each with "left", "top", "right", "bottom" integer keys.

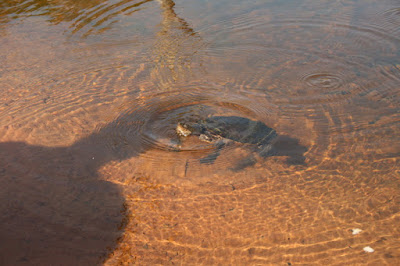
[
  {"left": 176, "top": 122, "right": 192, "bottom": 137},
  {"left": 176, "top": 121, "right": 207, "bottom": 138}
]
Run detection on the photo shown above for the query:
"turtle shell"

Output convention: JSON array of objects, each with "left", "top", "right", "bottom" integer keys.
[
  {"left": 176, "top": 116, "right": 306, "bottom": 167},
  {"left": 202, "top": 116, "right": 277, "bottom": 146}
]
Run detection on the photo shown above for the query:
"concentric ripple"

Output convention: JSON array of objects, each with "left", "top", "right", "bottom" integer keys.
[
  {"left": 96, "top": 88, "right": 279, "bottom": 172},
  {"left": 375, "top": 7, "right": 400, "bottom": 35},
  {"left": 197, "top": 12, "right": 400, "bottom": 107},
  {"left": 302, "top": 73, "right": 343, "bottom": 90}
]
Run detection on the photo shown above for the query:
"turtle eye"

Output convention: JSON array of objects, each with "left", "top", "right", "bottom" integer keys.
[{"left": 182, "top": 123, "right": 191, "bottom": 130}]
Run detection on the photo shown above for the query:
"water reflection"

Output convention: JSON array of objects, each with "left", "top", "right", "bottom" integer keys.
[
  {"left": 151, "top": 0, "right": 204, "bottom": 88},
  {"left": 0, "top": 0, "right": 153, "bottom": 36}
]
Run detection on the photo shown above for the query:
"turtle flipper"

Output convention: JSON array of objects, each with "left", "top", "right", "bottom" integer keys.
[
  {"left": 199, "top": 149, "right": 221, "bottom": 164},
  {"left": 259, "top": 135, "right": 307, "bottom": 165},
  {"left": 199, "top": 140, "right": 226, "bottom": 164},
  {"left": 258, "top": 143, "right": 276, "bottom": 157}
]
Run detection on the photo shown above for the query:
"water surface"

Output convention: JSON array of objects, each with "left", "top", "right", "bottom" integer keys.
[{"left": 0, "top": 0, "right": 399, "bottom": 264}]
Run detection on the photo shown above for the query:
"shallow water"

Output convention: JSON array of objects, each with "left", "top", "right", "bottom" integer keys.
[{"left": 0, "top": 0, "right": 399, "bottom": 264}]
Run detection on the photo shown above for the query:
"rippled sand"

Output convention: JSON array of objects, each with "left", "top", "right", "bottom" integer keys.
[{"left": 0, "top": 0, "right": 399, "bottom": 264}]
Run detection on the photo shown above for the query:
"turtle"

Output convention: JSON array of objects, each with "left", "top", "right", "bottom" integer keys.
[{"left": 176, "top": 116, "right": 280, "bottom": 168}]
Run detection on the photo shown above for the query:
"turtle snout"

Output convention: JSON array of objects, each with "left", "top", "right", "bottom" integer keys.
[{"left": 176, "top": 123, "right": 192, "bottom": 137}]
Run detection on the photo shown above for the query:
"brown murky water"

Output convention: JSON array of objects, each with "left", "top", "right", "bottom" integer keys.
[{"left": 0, "top": 0, "right": 399, "bottom": 265}]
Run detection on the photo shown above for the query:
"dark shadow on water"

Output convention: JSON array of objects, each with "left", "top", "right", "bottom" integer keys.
[
  {"left": 0, "top": 113, "right": 308, "bottom": 265},
  {"left": 0, "top": 132, "right": 132, "bottom": 265},
  {"left": 266, "top": 135, "right": 308, "bottom": 165},
  {"left": 227, "top": 135, "right": 308, "bottom": 172}
]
